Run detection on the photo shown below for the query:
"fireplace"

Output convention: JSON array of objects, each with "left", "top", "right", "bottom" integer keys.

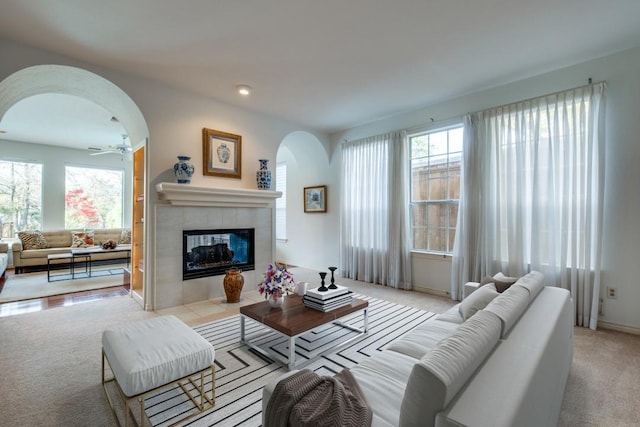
[{"left": 183, "top": 228, "right": 255, "bottom": 280}]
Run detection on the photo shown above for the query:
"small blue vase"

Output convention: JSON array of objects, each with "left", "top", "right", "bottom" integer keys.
[
  {"left": 173, "top": 156, "right": 195, "bottom": 184},
  {"left": 256, "top": 159, "right": 272, "bottom": 190}
]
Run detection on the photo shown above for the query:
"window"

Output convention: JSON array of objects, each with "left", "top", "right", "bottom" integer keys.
[
  {"left": 65, "top": 166, "right": 124, "bottom": 229},
  {"left": 410, "top": 125, "right": 463, "bottom": 253},
  {"left": 275, "top": 162, "right": 287, "bottom": 240},
  {"left": 0, "top": 160, "right": 43, "bottom": 235}
]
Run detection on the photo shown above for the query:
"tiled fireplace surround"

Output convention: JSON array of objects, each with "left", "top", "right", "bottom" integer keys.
[{"left": 154, "top": 183, "right": 280, "bottom": 310}]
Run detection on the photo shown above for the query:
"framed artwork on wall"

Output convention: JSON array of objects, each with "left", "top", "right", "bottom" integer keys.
[
  {"left": 304, "top": 185, "right": 327, "bottom": 213},
  {"left": 202, "top": 128, "right": 242, "bottom": 179}
]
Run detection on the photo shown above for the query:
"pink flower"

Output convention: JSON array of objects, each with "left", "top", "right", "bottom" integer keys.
[{"left": 258, "top": 263, "right": 295, "bottom": 300}]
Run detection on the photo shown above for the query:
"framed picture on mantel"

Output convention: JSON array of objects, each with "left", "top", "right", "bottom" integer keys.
[
  {"left": 203, "top": 128, "right": 242, "bottom": 179},
  {"left": 304, "top": 185, "right": 327, "bottom": 213}
]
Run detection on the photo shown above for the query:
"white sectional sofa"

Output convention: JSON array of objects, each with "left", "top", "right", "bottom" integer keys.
[{"left": 263, "top": 271, "right": 573, "bottom": 427}]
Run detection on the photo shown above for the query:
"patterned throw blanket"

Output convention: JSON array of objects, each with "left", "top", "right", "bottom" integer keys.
[{"left": 265, "top": 369, "right": 372, "bottom": 427}]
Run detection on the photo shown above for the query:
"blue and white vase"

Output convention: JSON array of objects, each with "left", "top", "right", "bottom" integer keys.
[
  {"left": 173, "top": 156, "right": 195, "bottom": 184},
  {"left": 256, "top": 159, "right": 272, "bottom": 190}
]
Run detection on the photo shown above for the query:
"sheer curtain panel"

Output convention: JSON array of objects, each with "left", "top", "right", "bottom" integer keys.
[
  {"left": 340, "top": 131, "right": 412, "bottom": 289},
  {"left": 452, "top": 82, "right": 606, "bottom": 329}
]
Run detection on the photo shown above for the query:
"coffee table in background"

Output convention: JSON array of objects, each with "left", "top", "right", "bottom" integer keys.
[
  {"left": 47, "top": 252, "right": 90, "bottom": 282},
  {"left": 240, "top": 295, "right": 368, "bottom": 370},
  {"left": 47, "top": 246, "right": 132, "bottom": 282}
]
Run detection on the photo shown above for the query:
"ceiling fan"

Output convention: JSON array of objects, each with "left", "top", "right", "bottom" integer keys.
[{"left": 89, "top": 134, "right": 132, "bottom": 157}]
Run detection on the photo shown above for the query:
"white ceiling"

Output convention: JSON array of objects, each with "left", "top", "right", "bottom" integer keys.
[
  {"left": 0, "top": 0, "right": 639, "bottom": 151},
  {"left": 3, "top": 93, "right": 128, "bottom": 150}
]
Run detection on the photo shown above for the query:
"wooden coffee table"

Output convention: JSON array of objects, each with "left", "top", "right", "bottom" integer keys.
[{"left": 240, "top": 295, "right": 368, "bottom": 370}]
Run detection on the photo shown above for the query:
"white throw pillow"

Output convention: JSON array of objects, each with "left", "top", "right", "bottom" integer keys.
[
  {"left": 459, "top": 283, "right": 498, "bottom": 321},
  {"left": 494, "top": 271, "right": 518, "bottom": 282}
]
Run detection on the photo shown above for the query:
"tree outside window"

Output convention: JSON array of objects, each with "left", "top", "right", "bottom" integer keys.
[
  {"left": 0, "top": 160, "right": 43, "bottom": 235},
  {"left": 65, "top": 166, "right": 123, "bottom": 229}
]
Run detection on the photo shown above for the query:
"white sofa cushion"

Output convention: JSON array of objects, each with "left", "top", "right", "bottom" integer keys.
[
  {"left": 350, "top": 350, "right": 419, "bottom": 427},
  {"left": 458, "top": 283, "right": 498, "bottom": 321},
  {"left": 483, "top": 285, "right": 530, "bottom": 338},
  {"left": 385, "top": 318, "right": 460, "bottom": 359},
  {"left": 434, "top": 305, "right": 464, "bottom": 324},
  {"left": 513, "top": 270, "right": 545, "bottom": 302},
  {"left": 398, "top": 310, "right": 502, "bottom": 427}
]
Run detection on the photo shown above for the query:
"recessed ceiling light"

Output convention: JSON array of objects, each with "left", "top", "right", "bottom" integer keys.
[{"left": 236, "top": 84, "right": 252, "bottom": 96}]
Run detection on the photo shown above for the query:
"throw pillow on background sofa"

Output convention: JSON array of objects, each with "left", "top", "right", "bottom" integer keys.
[
  {"left": 119, "top": 228, "right": 132, "bottom": 244},
  {"left": 17, "top": 230, "right": 49, "bottom": 250},
  {"left": 71, "top": 231, "right": 95, "bottom": 248}
]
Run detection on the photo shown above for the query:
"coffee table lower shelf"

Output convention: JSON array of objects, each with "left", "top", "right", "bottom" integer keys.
[
  {"left": 240, "top": 296, "right": 368, "bottom": 370},
  {"left": 47, "top": 253, "right": 91, "bottom": 282}
]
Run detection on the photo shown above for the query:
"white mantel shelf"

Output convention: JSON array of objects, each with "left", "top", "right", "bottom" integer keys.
[{"left": 156, "top": 182, "right": 282, "bottom": 207}]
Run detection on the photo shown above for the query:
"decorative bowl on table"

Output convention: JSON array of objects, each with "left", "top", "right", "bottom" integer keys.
[{"left": 101, "top": 240, "right": 118, "bottom": 250}]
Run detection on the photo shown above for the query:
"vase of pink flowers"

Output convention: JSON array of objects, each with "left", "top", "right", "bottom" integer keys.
[{"left": 258, "top": 263, "right": 295, "bottom": 308}]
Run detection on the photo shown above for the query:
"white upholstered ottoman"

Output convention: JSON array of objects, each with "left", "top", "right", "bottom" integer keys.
[{"left": 101, "top": 315, "right": 215, "bottom": 426}]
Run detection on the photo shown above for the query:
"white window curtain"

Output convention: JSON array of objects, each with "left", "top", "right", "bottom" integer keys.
[
  {"left": 452, "top": 82, "right": 606, "bottom": 330},
  {"left": 340, "top": 131, "right": 412, "bottom": 289}
]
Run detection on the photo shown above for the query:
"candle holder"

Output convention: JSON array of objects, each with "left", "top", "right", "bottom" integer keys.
[
  {"left": 328, "top": 266, "right": 338, "bottom": 289},
  {"left": 318, "top": 272, "right": 328, "bottom": 292}
]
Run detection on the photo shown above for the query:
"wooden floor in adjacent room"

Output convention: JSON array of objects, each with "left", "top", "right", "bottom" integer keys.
[{"left": 0, "top": 283, "right": 130, "bottom": 317}]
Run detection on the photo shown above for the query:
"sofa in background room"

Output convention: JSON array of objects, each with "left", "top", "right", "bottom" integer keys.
[{"left": 10, "top": 228, "right": 131, "bottom": 274}]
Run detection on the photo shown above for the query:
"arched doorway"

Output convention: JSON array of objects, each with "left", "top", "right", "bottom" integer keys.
[
  {"left": 275, "top": 131, "right": 338, "bottom": 270},
  {"left": 0, "top": 64, "right": 150, "bottom": 306}
]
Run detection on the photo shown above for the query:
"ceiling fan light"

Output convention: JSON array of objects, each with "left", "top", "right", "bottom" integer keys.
[{"left": 236, "top": 84, "right": 251, "bottom": 96}]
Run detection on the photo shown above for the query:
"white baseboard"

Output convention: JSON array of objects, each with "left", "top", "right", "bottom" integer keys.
[
  {"left": 412, "top": 286, "right": 451, "bottom": 298},
  {"left": 598, "top": 320, "right": 640, "bottom": 335},
  {"left": 129, "top": 289, "right": 146, "bottom": 309}
]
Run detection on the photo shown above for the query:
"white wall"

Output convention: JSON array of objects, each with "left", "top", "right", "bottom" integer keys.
[
  {"left": 0, "top": 37, "right": 329, "bottom": 310},
  {"left": 331, "top": 47, "right": 640, "bottom": 331},
  {"left": 0, "top": 139, "right": 133, "bottom": 229}
]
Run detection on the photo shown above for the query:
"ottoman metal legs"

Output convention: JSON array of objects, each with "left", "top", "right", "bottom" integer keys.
[{"left": 102, "top": 349, "right": 215, "bottom": 426}]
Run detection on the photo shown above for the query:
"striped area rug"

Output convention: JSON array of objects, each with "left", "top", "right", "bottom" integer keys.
[{"left": 145, "top": 295, "right": 435, "bottom": 426}]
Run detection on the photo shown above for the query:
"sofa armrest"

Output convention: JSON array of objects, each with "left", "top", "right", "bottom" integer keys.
[
  {"left": 463, "top": 282, "right": 480, "bottom": 299},
  {"left": 0, "top": 242, "right": 8, "bottom": 254},
  {"left": 10, "top": 240, "right": 23, "bottom": 252}
]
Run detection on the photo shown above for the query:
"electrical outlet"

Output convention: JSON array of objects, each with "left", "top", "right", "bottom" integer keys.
[{"left": 607, "top": 286, "right": 617, "bottom": 299}]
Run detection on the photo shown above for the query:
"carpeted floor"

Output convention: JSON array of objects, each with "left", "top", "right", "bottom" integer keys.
[
  {"left": 1, "top": 281, "right": 639, "bottom": 426},
  {"left": 0, "top": 295, "right": 153, "bottom": 427},
  {"left": 0, "top": 266, "right": 126, "bottom": 303}
]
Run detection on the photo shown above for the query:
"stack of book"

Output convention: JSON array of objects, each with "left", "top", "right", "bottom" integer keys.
[{"left": 303, "top": 285, "right": 353, "bottom": 312}]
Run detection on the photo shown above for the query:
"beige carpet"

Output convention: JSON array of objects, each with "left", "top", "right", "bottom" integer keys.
[
  {"left": 0, "top": 267, "right": 126, "bottom": 303},
  {"left": 0, "top": 295, "right": 155, "bottom": 426},
  {"left": 1, "top": 285, "right": 639, "bottom": 426}
]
